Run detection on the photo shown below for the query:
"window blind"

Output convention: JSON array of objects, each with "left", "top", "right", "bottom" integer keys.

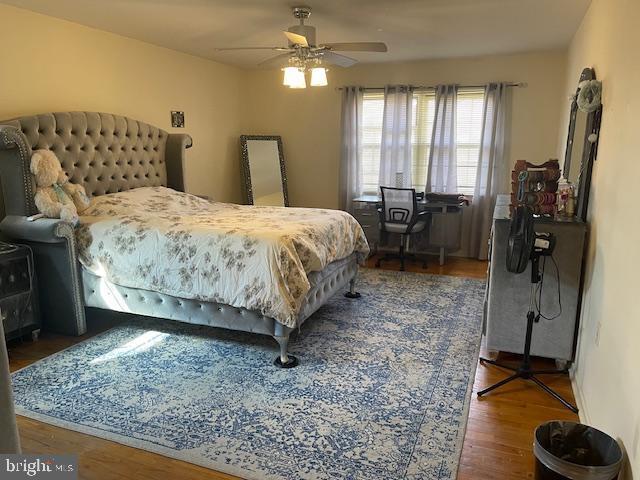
[
  {"left": 455, "top": 88, "right": 485, "bottom": 195},
  {"left": 412, "top": 91, "right": 436, "bottom": 191},
  {"left": 362, "top": 92, "right": 384, "bottom": 194},
  {"left": 361, "top": 87, "right": 485, "bottom": 196}
]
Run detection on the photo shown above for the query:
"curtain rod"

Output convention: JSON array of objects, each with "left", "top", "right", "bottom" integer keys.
[{"left": 335, "top": 82, "right": 527, "bottom": 91}]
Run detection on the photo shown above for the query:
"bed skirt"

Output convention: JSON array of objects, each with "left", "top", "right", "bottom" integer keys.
[{"left": 81, "top": 253, "right": 359, "bottom": 339}]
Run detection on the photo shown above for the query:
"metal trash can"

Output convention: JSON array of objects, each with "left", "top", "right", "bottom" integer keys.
[{"left": 534, "top": 421, "right": 623, "bottom": 480}]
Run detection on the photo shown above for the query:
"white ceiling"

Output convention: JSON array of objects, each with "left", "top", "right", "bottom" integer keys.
[{"left": 4, "top": 0, "right": 591, "bottom": 68}]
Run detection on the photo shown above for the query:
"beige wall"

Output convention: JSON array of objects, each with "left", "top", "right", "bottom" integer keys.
[
  {"left": 562, "top": 0, "right": 640, "bottom": 477},
  {"left": 0, "top": 4, "right": 567, "bottom": 211},
  {"left": 0, "top": 4, "right": 244, "bottom": 204},
  {"left": 241, "top": 51, "right": 567, "bottom": 209}
]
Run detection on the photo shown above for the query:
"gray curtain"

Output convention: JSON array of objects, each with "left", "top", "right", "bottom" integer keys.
[
  {"left": 379, "top": 85, "right": 414, "bottom": 188},
  {"left": 469, "top": 83, "right": 510, "bottom": 260},
  {"left": 0, "top": 318, "right": 21, "bottom": 453},
  {"left": 426, "top": 85, "right": 458, "bottom": 193},
  {"left": 339, "top": 86, "right": 364, "bottom": 213}
]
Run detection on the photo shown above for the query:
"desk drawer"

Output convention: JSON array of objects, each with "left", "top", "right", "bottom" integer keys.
[
  {"left": 352, "top": 208, "right": 379, "bottom": 245},
  {"left": 358, "top": 222, "right": 379, "bottom": 244},
  {"left": 353, "top": 210, "right": 377, "bottom": 223}
]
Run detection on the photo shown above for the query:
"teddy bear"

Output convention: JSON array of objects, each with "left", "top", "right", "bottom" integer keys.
[{"left": 30, "top": 149, "right": 91, "bottom": 225}]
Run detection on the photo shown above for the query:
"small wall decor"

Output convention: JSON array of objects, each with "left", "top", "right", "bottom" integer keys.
[
  {"left": 171, "top": 111, "right": 185, "bottom": 128},
  {"left": 576, "top": 80, "right": 602, "bottom": 113}
]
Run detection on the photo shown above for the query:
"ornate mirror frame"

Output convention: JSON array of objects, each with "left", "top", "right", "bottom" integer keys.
[
  {"left": 240, "top": 135, "right": 289, "bottom": 207},
  {"left": 563, "top": 67, "right": 603, "bottom": 221}
]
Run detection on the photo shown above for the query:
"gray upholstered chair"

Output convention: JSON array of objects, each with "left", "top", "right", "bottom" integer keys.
[
  {"left": 376, "top": 186, "right": 431, "bottom": 271},
  {"left": 0, "top": 112, "right": 192, "bottom": 336}
]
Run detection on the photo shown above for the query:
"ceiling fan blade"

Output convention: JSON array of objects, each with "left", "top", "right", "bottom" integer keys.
[
  {"left": 283, "top": 31, "right": 309, "bottom": 47},
  {"left": 321, "top": 51, "right": 358, "bottom": 68},
  {"left": 258, "top": 53, "right": 293, "bottom": 68},
  {"left": 214, "top": 47, "right": 291, "bottom": 51},
  {"left": 321, "top": 42, "right": 388, "bottom": 52}
]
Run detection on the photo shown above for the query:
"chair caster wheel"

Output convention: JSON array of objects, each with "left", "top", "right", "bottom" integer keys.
[
  {"left": 344, "top": 291, "right": 361, "bottom": 299},
  {"left": 274, "top": 355, "right": 299, "bottom": 368}
]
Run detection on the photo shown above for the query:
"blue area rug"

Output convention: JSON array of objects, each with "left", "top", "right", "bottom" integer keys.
[{"left": 12, "top": 269, "right": 484, "bottom": 480}]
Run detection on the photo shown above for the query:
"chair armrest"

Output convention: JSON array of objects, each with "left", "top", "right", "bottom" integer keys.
[
  {"left": 407, "top": 210, "right": 432, "bottom": 233},
  {"left": 0, "top": 215, "right": 76, "bottom": 244}
]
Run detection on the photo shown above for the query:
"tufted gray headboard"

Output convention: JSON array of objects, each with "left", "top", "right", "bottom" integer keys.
[{"left": 0, "top": 112, "right": 192, "bottom": 217}]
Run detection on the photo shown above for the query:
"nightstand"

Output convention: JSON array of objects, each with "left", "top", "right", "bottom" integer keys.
[{"left": 0, "top": 243, "right": 40, "bottom": 341}]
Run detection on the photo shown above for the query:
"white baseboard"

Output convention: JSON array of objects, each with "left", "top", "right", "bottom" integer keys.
[
  {"left": 571, "top": 372, "right": 635, "bottom": 480},
  {"left": 570, "top": 371, "right": 590, "bottom": 425}
]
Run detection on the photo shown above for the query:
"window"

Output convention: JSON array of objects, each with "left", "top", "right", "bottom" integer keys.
[{"left": 361, "top": 88, "right": 485, "bottom": 195}]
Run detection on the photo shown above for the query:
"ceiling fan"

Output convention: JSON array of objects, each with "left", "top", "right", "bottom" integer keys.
[{"left": 214, "top": 6, "right": 388, "bottom": 88}]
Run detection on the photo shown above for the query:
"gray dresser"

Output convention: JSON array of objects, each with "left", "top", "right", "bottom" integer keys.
[{"left": 484, "top": 195, "right": 586, "bottom": 362}]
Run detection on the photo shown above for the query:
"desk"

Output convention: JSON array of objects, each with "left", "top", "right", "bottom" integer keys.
[{"left": 352, "top": 195, "right": 465, "bottom": 265}]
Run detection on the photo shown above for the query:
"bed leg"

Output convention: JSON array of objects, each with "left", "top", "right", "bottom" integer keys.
[
  {"left": 344, "top": 276, "right": 361, "bottom": 299},
  {"left": 273, "top": 334, "right": 298, "bottom": 368}
]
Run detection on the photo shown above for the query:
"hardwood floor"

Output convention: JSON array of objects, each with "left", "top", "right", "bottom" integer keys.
[
  {"left": 365, "top": 252, "right": 489, "bottom": 279},
  {"left": 7, "top": 256, "right": 578, "bottom": 479}
]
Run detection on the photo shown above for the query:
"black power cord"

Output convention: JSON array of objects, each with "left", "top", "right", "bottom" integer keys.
[{"left": 533, "top": 253, "right": 562, "bottom": 321}]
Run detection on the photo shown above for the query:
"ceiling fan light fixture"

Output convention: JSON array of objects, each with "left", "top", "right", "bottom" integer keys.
[
  {"left": 282, "top": 66, "right": 299, "bottom": 87},
  {"left": 310, "top": 67, "right": 328, "bottom": 87},
  {"left": 287, "top": 67, "right": 307, "bottom": 89},
  {"left": 215, "top": 6, "right": 388, "bottom": 82}
]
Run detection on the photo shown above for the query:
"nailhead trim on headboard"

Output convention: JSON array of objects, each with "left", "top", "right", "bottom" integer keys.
[{"left": 0, "top": 127, "right": 37, "bottom": 215}]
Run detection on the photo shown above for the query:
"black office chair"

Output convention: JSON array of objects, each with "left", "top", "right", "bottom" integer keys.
[{"left": 376, "top": 186, "right": 431, "bottom": 271}]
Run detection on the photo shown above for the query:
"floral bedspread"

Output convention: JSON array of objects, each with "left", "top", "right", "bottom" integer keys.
[{"left": 76, "top": 187, "right": 369, "bottom": 327}]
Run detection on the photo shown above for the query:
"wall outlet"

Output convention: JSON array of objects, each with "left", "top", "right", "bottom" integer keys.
[
  {"left": 171, "top": 111, "right": 185, "bottom": 128},
  {"left": 594, "top": 321, "right": 602, "bottom": 346}
]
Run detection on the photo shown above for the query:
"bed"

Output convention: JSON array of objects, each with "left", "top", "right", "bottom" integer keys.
[{"left": 0, "top": 112, "right": 368, "bottom": 367}]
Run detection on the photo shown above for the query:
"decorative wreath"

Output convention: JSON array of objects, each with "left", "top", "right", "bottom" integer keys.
[{"left": 577, "top": 80, "right": 602, "bottom": 113}]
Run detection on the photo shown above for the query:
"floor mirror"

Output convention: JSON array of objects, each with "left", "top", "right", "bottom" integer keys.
[{"left": 240, "top": 135, "right": 289, "bottom": 207}]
